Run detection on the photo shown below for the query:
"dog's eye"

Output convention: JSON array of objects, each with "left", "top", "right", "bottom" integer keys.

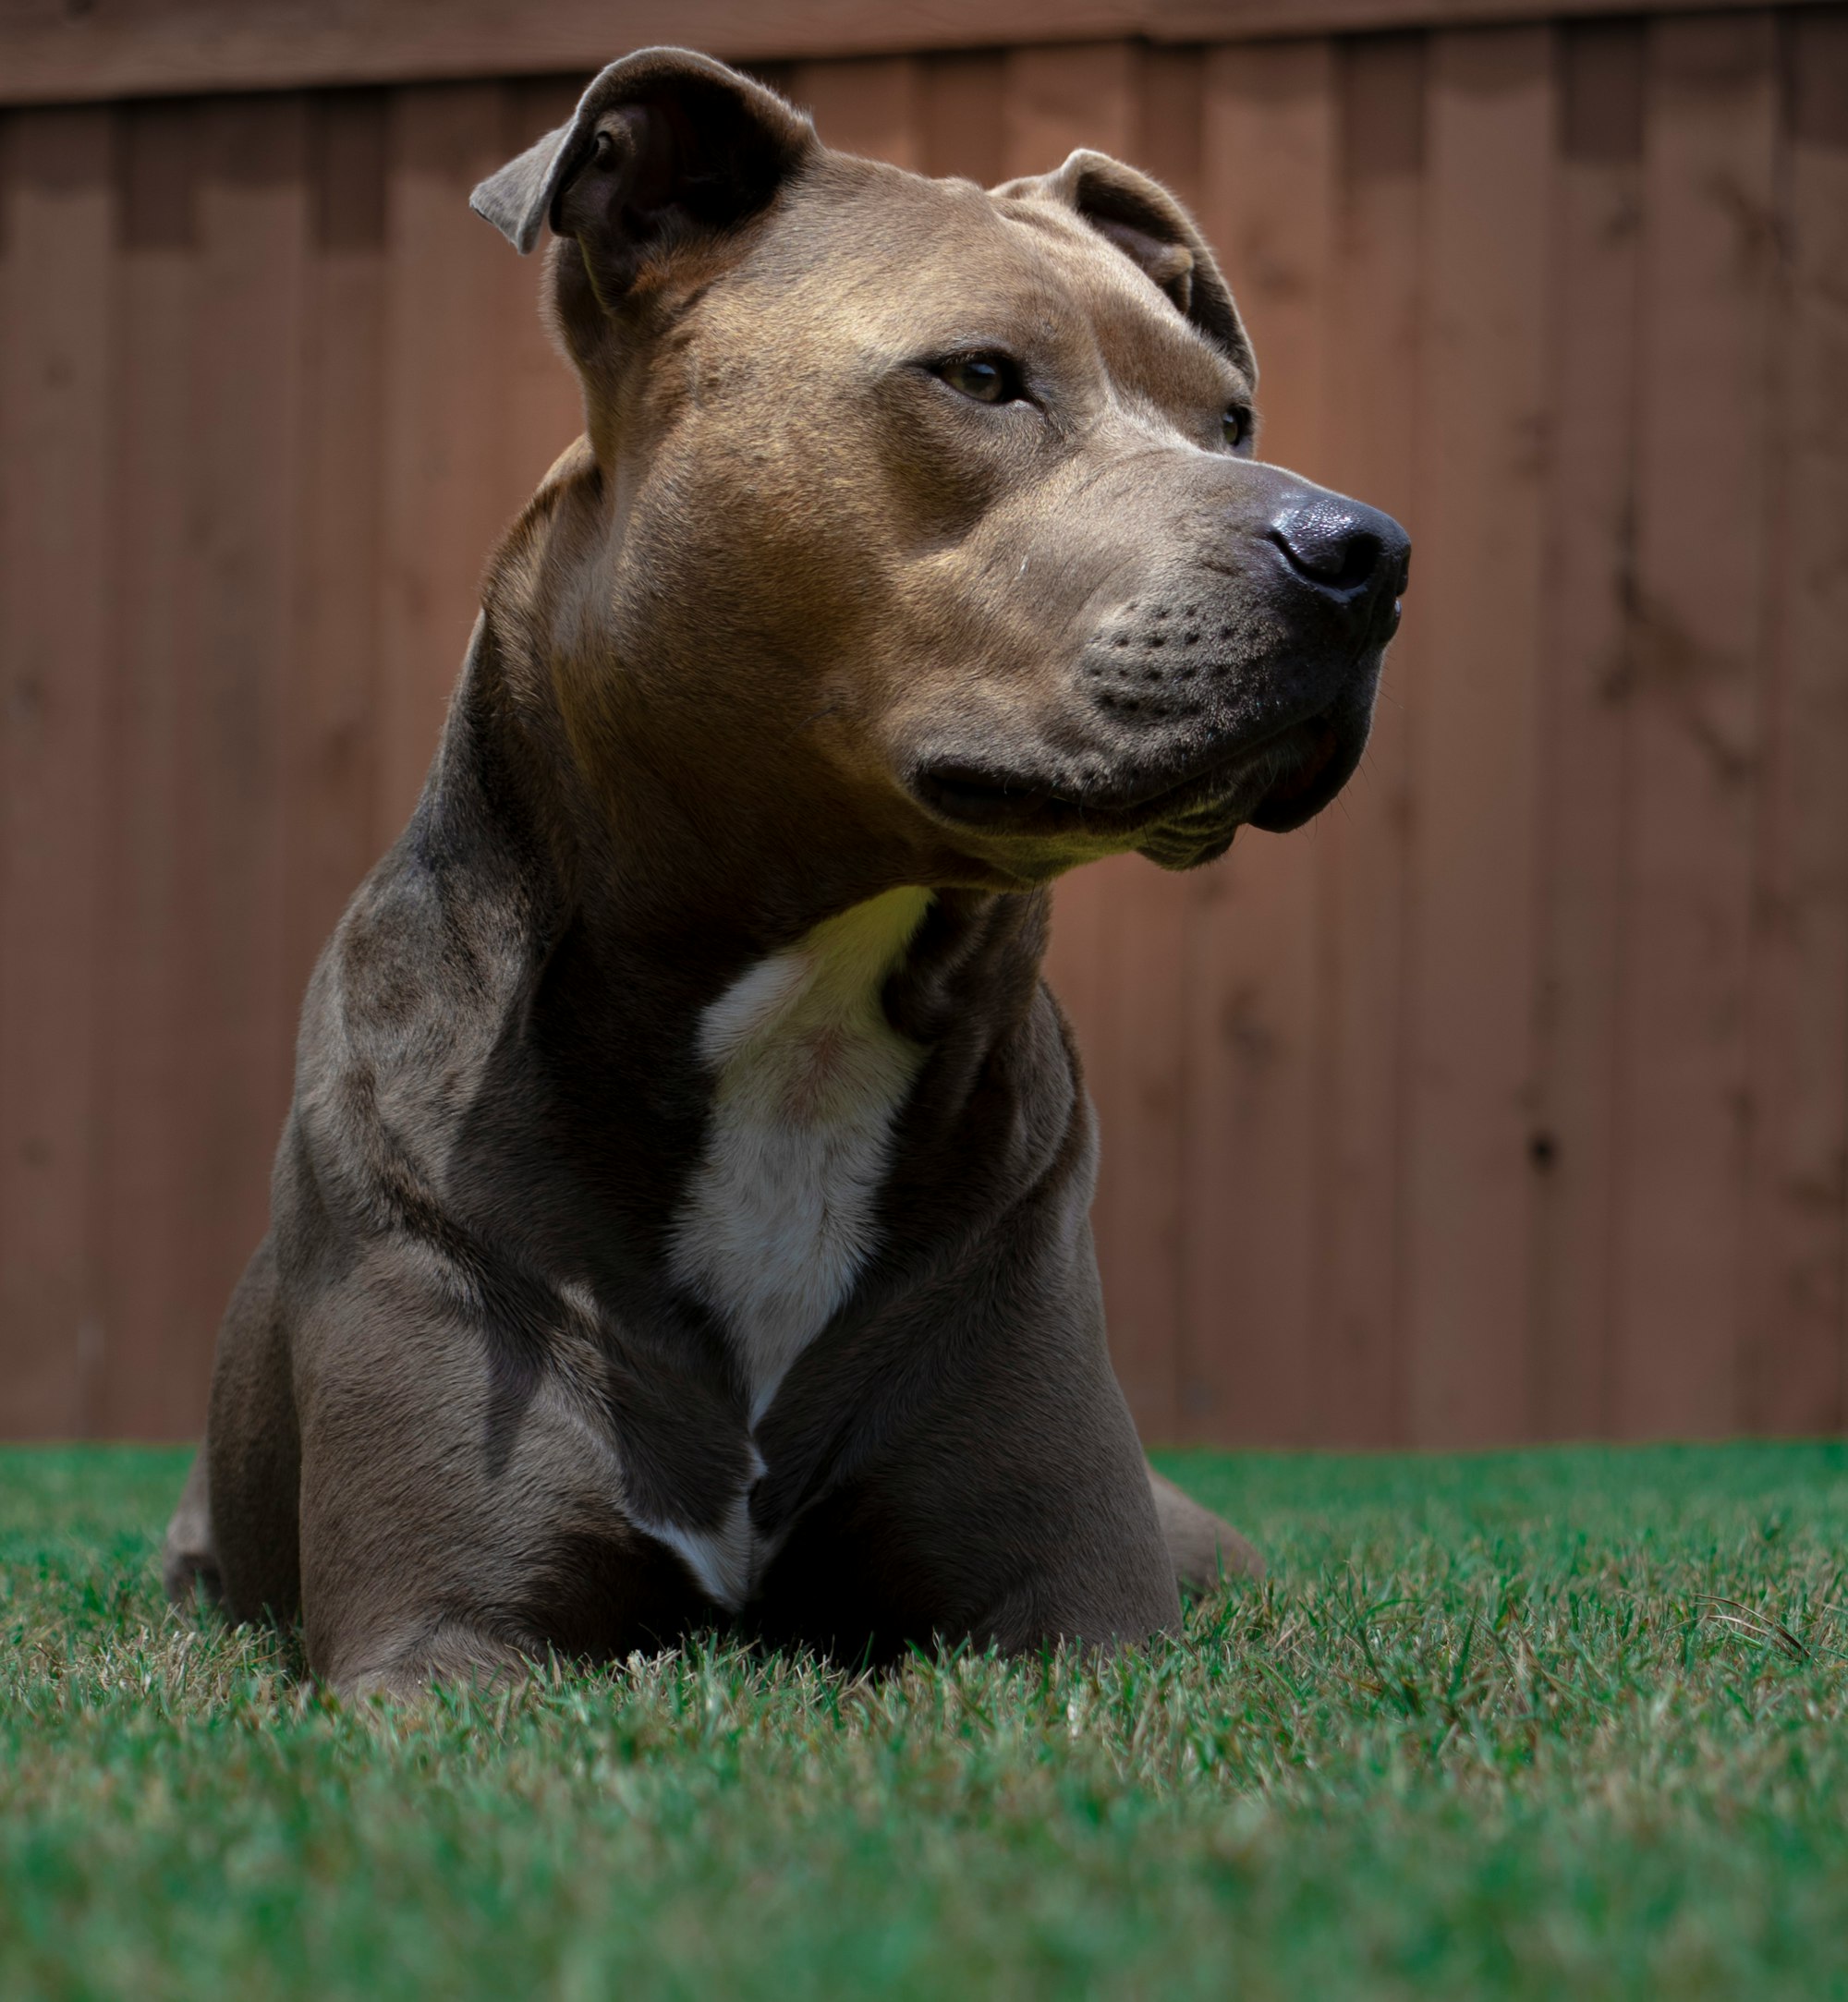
[
  {"left": 937, "top": 354, "right": 1023, "bottom": 406},
  {"left": 1222, "top": 406, "right": 1253, "bottom": 450}
]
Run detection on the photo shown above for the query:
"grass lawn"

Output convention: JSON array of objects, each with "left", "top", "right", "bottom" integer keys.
[{"left": 5, "top": 1443, "right": 1848, "bottom": 1999}]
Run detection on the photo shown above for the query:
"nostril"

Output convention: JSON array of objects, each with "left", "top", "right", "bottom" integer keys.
[
  {"left": 1330, "top": 530, "right": 1383, "bottom": 592},
  {"left": 1269, "top": 501, "right": 1387, "bottom": 593}
]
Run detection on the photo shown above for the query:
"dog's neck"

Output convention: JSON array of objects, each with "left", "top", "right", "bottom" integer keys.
[
  {"left": 428, "top": 604, "right": 927, "bottom": 994},
  {"left": 399, "top": 618, "right": 1061, "bottom": 1446},
  {"left": 416, "top": 591, "right": 1053, "bottom": 1185}
]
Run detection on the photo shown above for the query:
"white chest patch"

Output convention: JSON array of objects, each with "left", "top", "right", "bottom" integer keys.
[{"left": 670, "top": 887, "right": 932, "bottom": 1430}]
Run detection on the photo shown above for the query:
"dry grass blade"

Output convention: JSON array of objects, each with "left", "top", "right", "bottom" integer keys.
[{"left": 1693, "top": 1595, "right": 1810, "bottom": 1661}]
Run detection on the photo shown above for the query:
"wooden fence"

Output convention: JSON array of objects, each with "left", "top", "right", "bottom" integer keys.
[{"left": 1, "top": 5, "right": 1844, "bottom": 1446}]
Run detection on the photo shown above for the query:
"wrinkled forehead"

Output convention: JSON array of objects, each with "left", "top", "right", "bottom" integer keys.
[{"left": 711, "top": 157, "right": 1254, "bottom": 406}]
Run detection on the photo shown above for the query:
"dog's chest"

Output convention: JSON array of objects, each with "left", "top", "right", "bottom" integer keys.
[{"left": 669, "top": 888, "right": 931, "bottom": 1431}]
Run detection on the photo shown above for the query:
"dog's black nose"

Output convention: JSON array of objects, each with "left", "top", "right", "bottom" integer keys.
[{"left": 1268, "top": 494, "right": 1411, "bottom": 604}]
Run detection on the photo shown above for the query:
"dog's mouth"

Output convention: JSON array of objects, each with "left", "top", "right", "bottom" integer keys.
[
  {"left": 1245, "top": 710, "right": 1354, "bottom": 831},
  {"left": 913, "top": 701, "right": 1362, "bottom": 854}
]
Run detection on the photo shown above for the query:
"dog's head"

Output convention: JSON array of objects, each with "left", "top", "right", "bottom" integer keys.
[{"left": 475, "top": 49, "right": 1408, "bottom": 889}]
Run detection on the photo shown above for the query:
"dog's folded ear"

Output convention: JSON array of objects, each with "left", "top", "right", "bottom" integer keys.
[
  {"left": 470, "top": 47, "right": 815, "bottom": 294},
  {"left": 999, "top": 151, "right": 1255, "bottom": 386}
]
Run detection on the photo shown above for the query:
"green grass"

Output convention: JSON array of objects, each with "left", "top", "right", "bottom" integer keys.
[{"left": 6, "top": 1442, "right": 1848, "bottom": 2000}]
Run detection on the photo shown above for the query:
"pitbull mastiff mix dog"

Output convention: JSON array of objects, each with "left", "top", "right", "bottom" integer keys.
[{"left": 164, "top": 49, "right": 1408, "bottom": 1696}]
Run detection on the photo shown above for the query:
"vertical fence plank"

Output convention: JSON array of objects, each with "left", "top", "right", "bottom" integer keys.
[
  {"left": 171, "top": 97, "right": 310, "bottom": 1425},
  {"left": 1003, "top": 42, "right": 1140, "bottom": 170},
  {"left": 1183, "top": 40, "right": 1338, "bottom": 1444},
  {"left": 1140, "top": 44, "right": 1206, "bottom": 216},
  {"left": 788, "top": 56, "right": 922, "bottom": 167},
  {"left": 92, "top": 103, "right": 199, "bottom": 1438},
  {"left": 1312, "top": 31, "right": 1425, "bottom": 1446},
  {"left": 281, "top": 91, "right": 388, "bottom": 1046},
  {"left": 1611, "top": 16, "right": 1779, "bottom": 1438},
  {"left": 920, "top": 51, "right": 1006, "bottom": 185},
  {"left": 1530, "top": 22, "right": 1646, "bottom": 1441},
  {"left": 1741, "top": 10, "right": 1848, "bottom": 1436},
  {"left": 378, "top": 83, "right": 519, "bottom": 835},
  {"left": 1404, "top": 27, "right": 1554, "bottom": 1446},
  {"left": 0, "top": 110, "right": 113, "bottom": 1437}
]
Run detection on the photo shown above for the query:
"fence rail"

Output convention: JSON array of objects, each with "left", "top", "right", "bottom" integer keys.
[
  {"left": 2, "top": 7, "right": 1844, "bottom": 1445},
  {"left": 0, "top": 0, "right": 1819, "bottom": 105}
]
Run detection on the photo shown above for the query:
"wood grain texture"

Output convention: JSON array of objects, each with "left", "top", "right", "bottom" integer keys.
[
  {"left": 376, "top": 83, "right": 519, "bottom": 833},
  {"left": 173, "top": 97, "right": 311, "bottom": 1422},
  {"left": 1739, "top": 8, "right": 1848, "bottom": 1435},
  {"left": 788, "top": 55, "right": 923, "bottom": 168},
  {"left": 0, "top": 19, "right": 1839, "bottom": 1445},
  {"left": 90, "top": 102, "right": 201, "bottom": 1438},
  {"left": 1529, "top": 20, "right": 1646, "bottom": 1441},
  {"left": 1311, "top": 30, "right": 1425, "bottom": 1446},
  {"left": 1402, "top": 27, "right": 1554, "bottom": 1446},
  {"left": 918, "top": 51, "right": 1008, "bottom": 185},
  {"left": 1183, "top": 38, "right": 1338, "bottom": 1445},
  {"left": 1138, "top": 43, "right": 1208, "bottom": 216},
  {"left": 1003, "top": 40, "right": 1141, "bottom": 176},
  {"left": 1610, "top": 15, "right": 1780, "bottom": 1438},
  {"left": 282, "top": 91, "right": 388, "bottom": 1035},
  {"left": 0, "top": 109, "right": 113, "bottom": 1437},
  {"left": 0, "top": 0, "right": 1816, "bottom": 107}
]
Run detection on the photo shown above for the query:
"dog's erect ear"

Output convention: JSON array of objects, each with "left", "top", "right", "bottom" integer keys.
[
  {"left": 998, "top": 150, "right": 1255, "bottom": 385},
  {"left": 470, "top": 47, "right": 815, "bottom": 291}
]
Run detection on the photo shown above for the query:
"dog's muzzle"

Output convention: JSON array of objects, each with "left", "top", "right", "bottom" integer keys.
[{"left": 914, "top": 479, "right": 1410, "bottom": 867}]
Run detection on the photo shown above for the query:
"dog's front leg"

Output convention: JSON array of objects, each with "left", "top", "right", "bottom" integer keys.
[
  {"left": 291, "top": 1260, "right": 710, "bottom": 1698},
  {"left": 335, "top": 1621, "right": 539, "bottom": 1703},
  {"left": 1146, "top": 1464, "right": 1265, "bottom": 1594}
]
